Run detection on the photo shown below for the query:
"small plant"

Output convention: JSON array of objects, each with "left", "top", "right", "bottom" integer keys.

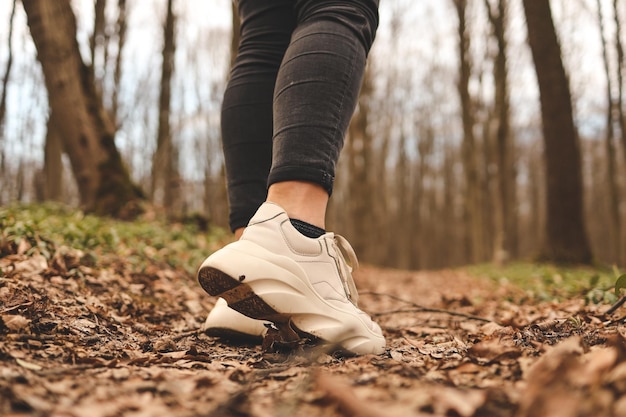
[
  {"left": 605, "top": 274, "right": 626, "bottom": 315},
  {"left": 467, "top": 262, "right": 617, "bottom": 303},
  {"left": 0, "top": 204, "right": 229, "bottom": 275},
  {"left": 615, "top": 274, "right": 626, "bottom": 296}
]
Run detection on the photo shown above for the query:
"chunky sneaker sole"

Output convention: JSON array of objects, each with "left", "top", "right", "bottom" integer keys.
[
  {"left": 197, "top": 203, "right": 385, "bottom": 355},
  {"left": 202, "top": 297, "right": 267, "bottom": 342}
]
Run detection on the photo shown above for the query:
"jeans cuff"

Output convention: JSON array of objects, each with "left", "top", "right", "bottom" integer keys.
[{"left": 267, "top": 166, "right": 334, "bottom": 195}]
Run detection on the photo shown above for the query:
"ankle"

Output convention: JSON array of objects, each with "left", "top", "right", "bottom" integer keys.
[{"left": 267, "top": 181, "right": 329, "bottom": 229}]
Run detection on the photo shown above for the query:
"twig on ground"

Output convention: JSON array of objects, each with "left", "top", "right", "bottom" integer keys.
[
  {"left": 172, "top": 329, "right": 202, "bottom": 341},
  {"left": 606, "top": 295, "right": 626, "bottom": 316},
  {"left": 361, "top": 291, "right": 496, "bottom": 324},
  {"left": 607, "top": 314, "right": 626, "bottom": 326},
  {"left": 1, "top": 301, "right": 34, "bottom": 314}
]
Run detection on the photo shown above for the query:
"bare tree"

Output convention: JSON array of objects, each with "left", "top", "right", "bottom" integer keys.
[
  {"left": 43, "top": 114, "right": 63, "bottom": 201},
  {"left": 0, "top": 0, "right": 18, "bottom": 205},
  {"left": 522, "top": 0, "right": 592, "bottom": 263},
  {"left": 91, "top": 0, "right": 107, "bottom": 87},
  {"left": 345, "top": 65, "right": 375, "bottom": 260},
  {"left": 23, "top": 0, "right": 143, "bottom": 217},
  {"left": 596, "top": 0, "right": 622, "bottom": 264},
  {"left": 611, "top": 0, "right": 626, "bottom": 168},
  {"left": 485, "top": 0, "right": 517, "bottom": 264},
  {"left": 110, "top": 0, "right": 127, "bottom": 125},
  {"left": 0, "top": 0, "right": 17, "bottom": 156},
  {"left": 151, "top": 0, "right": 180, "bottom": 215},
  {"left": 453, "top": 0, "right": 485, "bottom": 263}
]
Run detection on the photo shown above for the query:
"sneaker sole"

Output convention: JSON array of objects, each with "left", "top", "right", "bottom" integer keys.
[
  {"left": 198, "top": 266, "right": 291, "bottom": 327},
  {"left": 197, "top": 242, "right": 385, "bottom": 355},
  {"left": 203, "top": 298, "right": 266, "bottom": 343},
  {"left": 204, "top": 327, "right": 264, "bottom": 344},
  {"left": 198, "top": 266, "right": 317, "bottom": 346}
]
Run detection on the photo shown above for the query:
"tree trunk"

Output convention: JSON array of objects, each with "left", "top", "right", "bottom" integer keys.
[
  {"left": 203, "top": 0, "right": 238, "bottom": 229},
  {"left": 111, "top": 0, "right": 127, "bottom": 125},
  {"left": 597, "top": 0, "right": 621, "bottom": 264},
  {"left": 23, "top": 0, "right": 143, "bottom": 217},
  {"left": 454, "top": 0, "right": 483, "bottom": 263},
  {"left": 151, "top": 0, "right": 179, "bottom": 215},
  {"left": 0, "top": 0, "right": 17, "bottom": 162},
  {"left": 614, "top": 0, "right": 626, "bottom": 169},
  {"left": 486, "top": 0, "right": 517, "bottom": 264},
  {"left": 522, "top": 0, "right": 592, "bottom": 264},
  {"left": 613, "top": 0, "right": 626, "bottom": 266},
  {"left": 44, "top": 114, "right": 64, "bottom": 201},
  {"left": 90, "top": 0, "right": 107, "bottom": 87},
  {"left": 346, "top": 65, "right": 375, "bottom": 261}
]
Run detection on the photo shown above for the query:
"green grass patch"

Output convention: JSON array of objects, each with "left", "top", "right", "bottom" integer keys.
[
  {"left": 466, "top": 262, "right": 622, "bottom": 304},
  {"left": 0, "top": 203, "right": 230, "bottom": 275}
]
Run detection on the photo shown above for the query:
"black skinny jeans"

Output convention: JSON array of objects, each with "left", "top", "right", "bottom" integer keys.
[{"left": 221, "top": 0, "right": 379, "bottom": 231}]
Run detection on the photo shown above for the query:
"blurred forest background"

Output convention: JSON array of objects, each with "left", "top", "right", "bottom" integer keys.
[{"left": 0, "top": 0, "right": 625, "bottom": 270}]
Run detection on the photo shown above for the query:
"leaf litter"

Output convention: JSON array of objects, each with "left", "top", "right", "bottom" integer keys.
[{"left": 1, "top": 228, "right": 625, "bottom": 416}]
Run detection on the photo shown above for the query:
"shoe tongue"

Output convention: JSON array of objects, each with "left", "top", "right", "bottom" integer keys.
[{"left": 334, "top": 235, "right": 360, "bottom": 306}]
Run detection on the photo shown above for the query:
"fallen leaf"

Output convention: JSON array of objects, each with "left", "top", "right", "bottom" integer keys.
[
  {"left": 1, "top": 314, "right": 31, "bottom": 332},
  {"left": 515, "top": 337, "right": 620, "bottom": 417},
  {"left": 16, "top": 358, "right": 43, "bottom": 371},
  {"left": 13, "top": 254, "right": 48, "bottom": 276},
  {"left": 430, "top": 387, "right": 487, "bottom": 417},
  {"left": 468, "top": 337, "right": 521, "bottom": 364}
]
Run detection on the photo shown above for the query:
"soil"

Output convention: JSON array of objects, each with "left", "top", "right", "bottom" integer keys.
[{"left": 1, "top": 249, "right": 625, "bottom": 417}]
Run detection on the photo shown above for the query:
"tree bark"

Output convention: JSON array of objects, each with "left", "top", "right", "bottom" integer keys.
[
  {"left": 44, "top": 114, "right": 64, "bottom": 201},
  {"left": 613, "top": 0, "right": 626, "bottom": 170},
  {"left": 346, "top": 65, "right": 374, "bottom": 261},
  {"left": 203, "top": 0, "right": 238, "bottom": 229},
  {"left": 90, "top": 0, "right": 107, "bottom": 85},
  {"left": 0, "top": 0, "right": 17, "bottom": 154},
  {"left": 522, "top": 0, "right": 592, "bottom": 264},
  {"left": 151, "top": 0, "right": 179, "bottom": 215},
  {"left": 23, "top": 0, "right": 143, "bottom": 217},
  {"left": 596, "top": 0, "right": 621, "bottom": 264},
  {"left": 454, "top": 0, "right": 484, "bottom": 263},
  {"left": 613, "top": 0, "right": 626, "bottom": 266},
  {"left": 486, "top": 0, "right": 517, "bottom": 264},
  {"left": 111, "top": 0, "right": 127, "bottom": 125}
]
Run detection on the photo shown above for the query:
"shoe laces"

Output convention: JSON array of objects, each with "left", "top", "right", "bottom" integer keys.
[{"left": 333, "top": 235, "right": 360, "bottom": 306}]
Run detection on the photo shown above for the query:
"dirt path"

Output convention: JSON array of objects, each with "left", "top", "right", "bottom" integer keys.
[{"left": 1, "top": 252, "right": 625, "bottom": 417}]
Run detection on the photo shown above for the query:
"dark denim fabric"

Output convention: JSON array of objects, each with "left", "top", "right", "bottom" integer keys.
[{"left": 221, "top": 0, "right": 379, "bottom": 231}]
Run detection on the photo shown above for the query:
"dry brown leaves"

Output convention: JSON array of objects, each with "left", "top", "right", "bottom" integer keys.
[{"left": 1, "top": 252, "right": 625, "bottom": 417}]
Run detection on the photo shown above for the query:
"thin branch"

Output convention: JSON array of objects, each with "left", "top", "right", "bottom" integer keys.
[
  {"left": 172, "top": 328, "right": 201, "bottom": 341},
  {"left": 606, "top": 295, "right": 626, "bottom": 316},
  {"left": 0, "top": 301, "right": 35, "bottom": 314},
  {"left": 361, "top": 291, "right": 496, "bottom": 324}
]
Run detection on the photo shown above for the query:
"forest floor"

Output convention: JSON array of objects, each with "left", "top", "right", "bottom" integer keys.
[{"left": 1, "top": 205, "right": 626, "bottom": 417}]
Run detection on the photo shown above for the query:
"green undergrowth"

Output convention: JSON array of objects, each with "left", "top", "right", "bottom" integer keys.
[
  {"left": 0, "top": 203, "right": 229, "bottom": 275},
  {"left": 466, "top": 262, "right": 623, "bottom": 305}
]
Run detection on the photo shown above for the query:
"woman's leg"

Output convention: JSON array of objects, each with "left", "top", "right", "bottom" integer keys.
[
  {"left": 221, "top": 0, "right": 296, "bottom": 233},
  {"left": 200, "top": 0, "right": 385, "bottom": 355},
  {"left": 266, "top": 0, "right": 380, "bottom": 229}
]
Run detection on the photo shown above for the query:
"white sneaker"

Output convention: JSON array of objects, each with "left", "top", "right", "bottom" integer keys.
[
  {"left": 202, "top": 297, "right": 268, "bottom": 341},
  {"left": 197, "top": 202, "right": 385, "bottom": 355}
]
